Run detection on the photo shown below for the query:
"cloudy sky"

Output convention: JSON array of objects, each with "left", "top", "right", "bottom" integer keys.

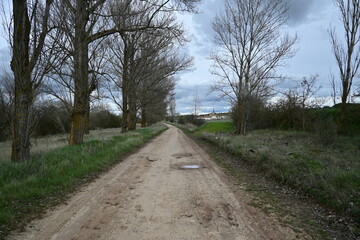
[
  {"left": 0, "top": 0, "right": 349, "bottom": 114},
  {"left": 175, "top": 0, "right": 343, "bottom": 114}
]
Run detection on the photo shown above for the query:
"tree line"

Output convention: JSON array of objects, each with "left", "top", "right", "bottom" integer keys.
[
  {"left": 210, "top": 0, "right": 360, "bottom": 135},
  {"left": 1, "top": 0, "right": 199, "bottom": 162}
]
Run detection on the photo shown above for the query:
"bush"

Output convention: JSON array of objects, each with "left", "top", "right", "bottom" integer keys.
[
  {"left": 90, "top": 110, "right": 121, "bottom": 130},
  {"left": 311, "top": 115, "right": 338, "bottom": 145},
  {"left": 35, "top": 103, "right": 70, "bottom": 136},
  {"left": 177, "top": 115, "right": 205, "bottom": 127}
]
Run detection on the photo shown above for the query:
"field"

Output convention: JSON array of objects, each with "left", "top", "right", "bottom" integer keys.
[
  {"left": 195, "top": 120, "right": 235, "bottom": 133},
  {"left": 0, "top": 124, "right": 167, "bottom": 238},
  {"left": 190, "top": 121, "right": 360, "bottom": 226}
]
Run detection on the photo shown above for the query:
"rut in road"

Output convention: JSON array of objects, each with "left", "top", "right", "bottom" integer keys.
[{"left": 9, "top": 125, "right": 303, "bottom": 240}]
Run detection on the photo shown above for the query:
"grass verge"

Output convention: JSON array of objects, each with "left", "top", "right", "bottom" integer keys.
[
  {"left": 178, "top": 121, "right": 360, "bottom": 237},
  {"left": 0, "top": 123, "right": 167, "bottom": 238}
]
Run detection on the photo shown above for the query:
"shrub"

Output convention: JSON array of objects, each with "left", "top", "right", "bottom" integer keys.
[
  {"left": 311, "top": 115, "right": 338, "bottom": 145},
  {"left": 177, "top": 114, "right": 205, "bottom": 127}
]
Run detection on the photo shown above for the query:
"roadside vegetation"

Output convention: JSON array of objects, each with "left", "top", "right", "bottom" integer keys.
[
  {"left": 178, "top": 119, "right": 360, "bottom": 231},
  {"left": 0, "top": 123, "right": 167, "bottom": 238},
  {"left": 195, "top": 121, "right": 234, "bottom": 133},
  {"left": 0, "top": 127, "right": 126, "bottom": 162}
]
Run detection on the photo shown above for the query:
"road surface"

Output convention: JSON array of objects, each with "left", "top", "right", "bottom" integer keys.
[{"left": 9, "top": 125, "right": 302, "bottom": 240}]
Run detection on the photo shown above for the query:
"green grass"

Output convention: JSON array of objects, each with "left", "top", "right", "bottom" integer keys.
[
  {"left": 189, "top": 122, "right": 360, "bottom": 226},
  {"left": 195, "top": 120, "right": 234, "bottom": 133},
  {"left": 0, "top": 124, "right": 167, "bottom": 238}
]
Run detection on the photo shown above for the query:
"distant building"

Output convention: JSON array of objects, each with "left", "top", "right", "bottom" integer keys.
[{"left": 197, "top": 109, "right": 230, "bottom": 121}]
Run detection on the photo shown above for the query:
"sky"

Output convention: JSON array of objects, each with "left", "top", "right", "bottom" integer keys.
[
  {"left": 175, "top": 0, "right": 344, "bottom": 114},
  {"left": 0, "top": 0, "right": 352, "bottom": 114}
]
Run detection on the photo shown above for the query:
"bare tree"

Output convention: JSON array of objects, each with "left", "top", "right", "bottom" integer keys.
[
  {"left": 193, "top": 88, "right": 200, "bottom": 116},
  {"left": 276, "top": 74, "right": 323, "bottom": 131},
  {"left": 48, "top": 0, "right": 199, "bottom": 144},
  {"left": 10, "top": 0, "right": 54, "bottom": 161},
  {"left": 329, "top": 0, "right": 360, "bottom": 132},
  {"left": 210, "top": 0, "right": 297, "bottom": 134},
  {"left": 139, "top": 76, "right": 176, "bottom": 126},
  {"left": 103, "top": 1, "right": 192, "bottom": 132},
  {"left": 134, "top": 36, "right": 191, "bottom": 128},
  {"left": 330, "top": 71, "right": 338, "bottom": 106},
  {"left": 296, "top": 74, "right": 321, "bottom": 130},
  {"left": 167, "top": 92, "right": 176, "bottom": 123},
  {"left": 103, "top": 30, "right": 191, "bottom": 130}
]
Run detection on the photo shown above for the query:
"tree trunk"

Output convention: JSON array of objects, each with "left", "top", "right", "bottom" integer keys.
[
  {"left": 128, "top": 91, "right": 137, "bottom": 130},
  {"left": 85, "top": 99, "right": 90, "bottom": 134},
  {"left": 11, "top": 0, "right": 32, "bottom": 162},
  {"left": 339, "top": 98, "right": 348, "bottom": 134},
  {"left": 234, "top": 100, "right": 247, "bottom": 135},
  {"left": 121, "top": 74, "right": 128, "bottom": 133},
  {"left": 121, "top": 37, "right": 133, "bottom": 133},
  {"left": 69, "top": 0, "right": 89, "bottom": 145},
  {"left": 11, "top": 83, "right": 33, "bottom": 162},
  {"left": 122, "top": 97, "right": 128, "bottom": 133},
  {"left": 122, "top": 110, "right": 128, "bottom": 133},
  {"left": 141, "top": 107, "right": 147, "bottom": 128}
]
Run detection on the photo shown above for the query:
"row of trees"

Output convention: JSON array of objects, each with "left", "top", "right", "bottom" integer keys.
[
  {"left": 3, "top": 0, "right": 199, "bottom": 162},
  {"left": 210, "top": 0, "right": 360, "bottom": 135}
]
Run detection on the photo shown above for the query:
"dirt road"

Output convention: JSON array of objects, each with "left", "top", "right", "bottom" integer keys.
[{"left": 9, "top": 125, "right": 302, "bottom": 240}]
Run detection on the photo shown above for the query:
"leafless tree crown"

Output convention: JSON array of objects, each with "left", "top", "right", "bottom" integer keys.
[{"left": 210, "top": 0, "right": 297, "bottom": 134}]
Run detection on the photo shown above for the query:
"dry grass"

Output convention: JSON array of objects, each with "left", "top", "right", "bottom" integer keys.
[
  {"left": 186, "top": 121, "right": 360, "bottom": 227},
  {"left": 0, "top": 128, "right": 123, "bottom": 162}
]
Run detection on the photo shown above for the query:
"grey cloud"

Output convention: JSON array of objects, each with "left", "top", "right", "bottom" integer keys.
[
  {"left": 287, "top": 0, "right": 331, "bottom": 26},
  {"left": 287, "top": 0, "right": 315, "bottom": 26},
  {"left": 186, "top": 0, "right": 221, "bottom": 55}
]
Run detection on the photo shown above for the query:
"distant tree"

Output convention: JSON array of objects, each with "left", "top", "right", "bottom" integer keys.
[
  {"left": 354, "top": 87, "right": 360, "bottom": 98},
  {"left": 89, "top": 102, "right": 121, "bottom": 130},
  {"left": 210, "top": 0, "right": 297, "bottom": 134},
  {"left": 192, "top": 88, "right": 201, "bottom": 116},
  {"left": 104, "top": 2, "right": 192, "bottom": 131},
  {"left": 329, "top": 71, "right": 339, "bottom": 106},
  {"left": 167, "top": 92, "right": 176, "bottom": 123},
  {"left": 329, "top": 0, "right": 360, "bottom": 133},
  {"left": 267, "top": 75, "right": 322, "bottom": 131},
  {"left": 297, "top": 74, "right": 322, "bottom": 130},
  {"left": 0, "top": 72, "right": 13, "bottom": 141},
  {"left": 34, "top": 100, "right": 70, "bottom": 136},
  {"left": 139, "top": 77, "right": 176, "bottom": 127}
]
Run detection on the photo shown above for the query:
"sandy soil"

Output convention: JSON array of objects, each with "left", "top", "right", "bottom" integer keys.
[{"left": 8, "top": 125, "right": 303, "bottom": 240}]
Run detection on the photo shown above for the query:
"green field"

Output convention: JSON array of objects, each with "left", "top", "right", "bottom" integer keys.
[
  {"left": 0, "top": 124, "right": 167, "bottom": 238},
  {"left": 190, "top": 121, "right": 360, "bottom": 226},
  {"left": 195, "top": 120, "right": 234, "bottom": 133}
]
